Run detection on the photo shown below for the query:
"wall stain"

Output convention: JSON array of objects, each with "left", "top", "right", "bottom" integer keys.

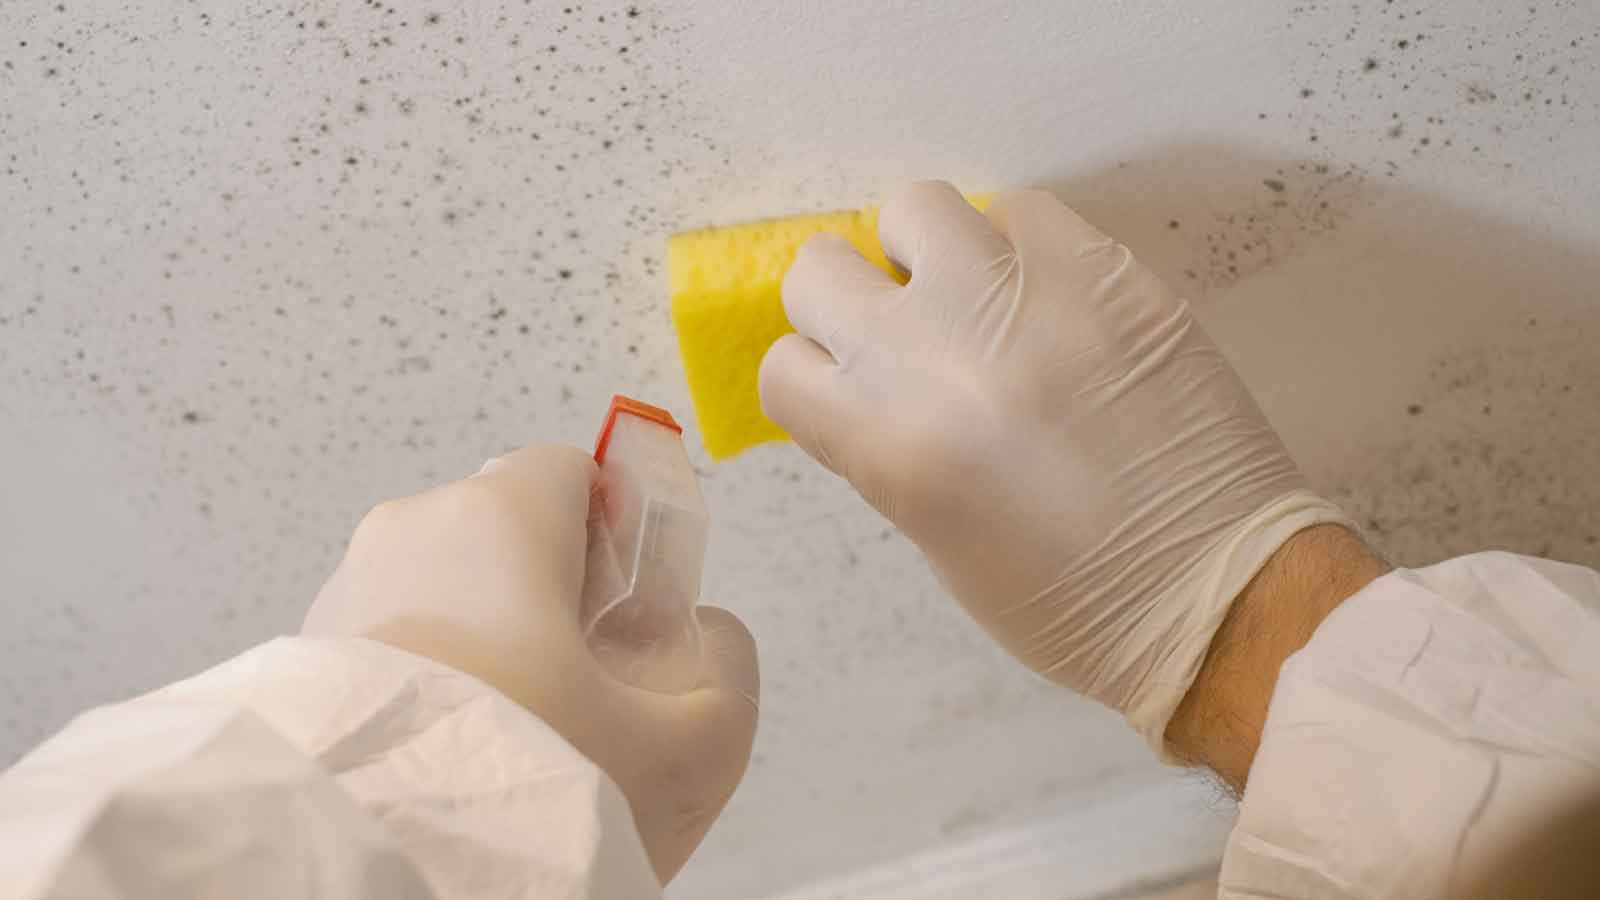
[{"left": 1325, "top": 324, "right": 1600, "bottom": 570}]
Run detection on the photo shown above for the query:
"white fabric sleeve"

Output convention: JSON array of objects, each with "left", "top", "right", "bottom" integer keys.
[
  {"left": 1220, "top": 552, "right": 1600, "bottom": 899},
  {"left": 0, "top": 636, "right": 661, "bottom": 900}
]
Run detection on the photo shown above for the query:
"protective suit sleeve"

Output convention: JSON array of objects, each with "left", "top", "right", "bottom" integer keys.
[
  {"left": 0, "top": 636, "right": 661, "bottom": 900},
  {"left": 1220, "top": 552, "right": 1600, "bottom": 899}
]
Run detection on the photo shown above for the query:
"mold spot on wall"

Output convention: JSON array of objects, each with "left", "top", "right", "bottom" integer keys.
[
  {"left": 1282, "top": 0, "right": 1599, "bottom": 173},
  {"left": 1325, "top": 323, "right": 1600, "bottom": 569},
  {"left": 1180, "top": 161, "right": 1365, "bottom": 294}
]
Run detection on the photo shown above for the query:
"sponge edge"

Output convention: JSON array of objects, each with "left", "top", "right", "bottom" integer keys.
[{"left": 670, "top": 196, "right": 990, "bottom": 460}]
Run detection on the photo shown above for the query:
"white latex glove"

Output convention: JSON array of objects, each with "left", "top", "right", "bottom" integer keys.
[
  {"left": 759, "top": 181, "right": 1348, "bottom": 753},
  {"left": 303, "top": 443, "right": 759, "bottom": 883}
]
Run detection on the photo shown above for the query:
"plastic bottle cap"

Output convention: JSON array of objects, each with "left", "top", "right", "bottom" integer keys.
[{"left": 594, "top": 394, "right": 683, "bottom": 464}]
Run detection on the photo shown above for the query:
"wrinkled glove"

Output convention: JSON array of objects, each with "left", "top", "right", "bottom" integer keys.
[
  {"left": 759, "top": 181, "right": 1347, "bottom": 753},
  {"left": 303, "top": 443, "right": 759, "bottom": 882}
]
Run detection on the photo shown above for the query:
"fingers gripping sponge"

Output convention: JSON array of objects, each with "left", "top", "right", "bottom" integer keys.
[
  {"left": 668, "top": 196, "right": 989, "bottom": 460},
  {"left": 669, "top": 207, "right": 887, "bottom": 460}
]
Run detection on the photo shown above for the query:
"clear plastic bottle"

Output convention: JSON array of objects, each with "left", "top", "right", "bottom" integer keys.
[{"left": 580, "top": 396, "right": 708, "bottom": 694}]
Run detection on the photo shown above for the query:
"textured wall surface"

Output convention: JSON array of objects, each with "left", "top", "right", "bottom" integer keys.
[{"left": 3, "top": 1, "right": 1597, "bottom": 896}]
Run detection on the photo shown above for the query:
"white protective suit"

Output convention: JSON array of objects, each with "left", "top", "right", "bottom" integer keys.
[
  {"left": 0, "top": 637, "right": 660, "bottom": 900},
  {"left": 1223, "top": 551, "right": 1600, "bottom": 898},
  {"left": 2, "top": 551, "right": 1597, "bottom": 900}
]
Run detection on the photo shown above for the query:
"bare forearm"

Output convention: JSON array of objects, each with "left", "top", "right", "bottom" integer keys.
[{"left": 1165, "top": 524, "right": 1391, "bottom": 792}]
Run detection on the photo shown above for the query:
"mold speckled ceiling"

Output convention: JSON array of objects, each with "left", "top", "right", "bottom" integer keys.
[{"left": 2, "top": 2, "right": 1598, "bottom": 897}]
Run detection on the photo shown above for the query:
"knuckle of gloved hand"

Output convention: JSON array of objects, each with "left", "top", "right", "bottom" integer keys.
[
  {"left": 795, "top": 231, "right": 847, "bottom": 262},
  {"left": 757, "top": 337, "right": 810, "bottom": 422},
  {"left": 541, "top": 442, "right": 599, "bottom": 481},
  {"left": 351, "top": 498, "right": 412, "bottom": 548},
  {"left": 990, "top": 187, "right": 1052, "bottom": 216},
  {"left": 438, "top": 476, "right": 527, "bottom": 536},
  {"left": 890, "top": 180, "right": 956, "bottom": 216}
]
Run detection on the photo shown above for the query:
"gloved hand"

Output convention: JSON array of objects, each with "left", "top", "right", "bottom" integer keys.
[
  {"left": 302, "top": 443, "right": 759, "bottom": 883},
  {"left": 759, "top": 181, "right": 1347, "bottom": 754}
]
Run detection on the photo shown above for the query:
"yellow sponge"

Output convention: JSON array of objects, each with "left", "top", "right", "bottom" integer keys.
[{"left": 669, "top": 196, "right": 989, "bottom": 460}]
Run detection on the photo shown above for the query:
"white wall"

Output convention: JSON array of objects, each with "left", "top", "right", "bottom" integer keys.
[{"left": 3, "top": 1, "right": 1597, "bottom": 897}]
